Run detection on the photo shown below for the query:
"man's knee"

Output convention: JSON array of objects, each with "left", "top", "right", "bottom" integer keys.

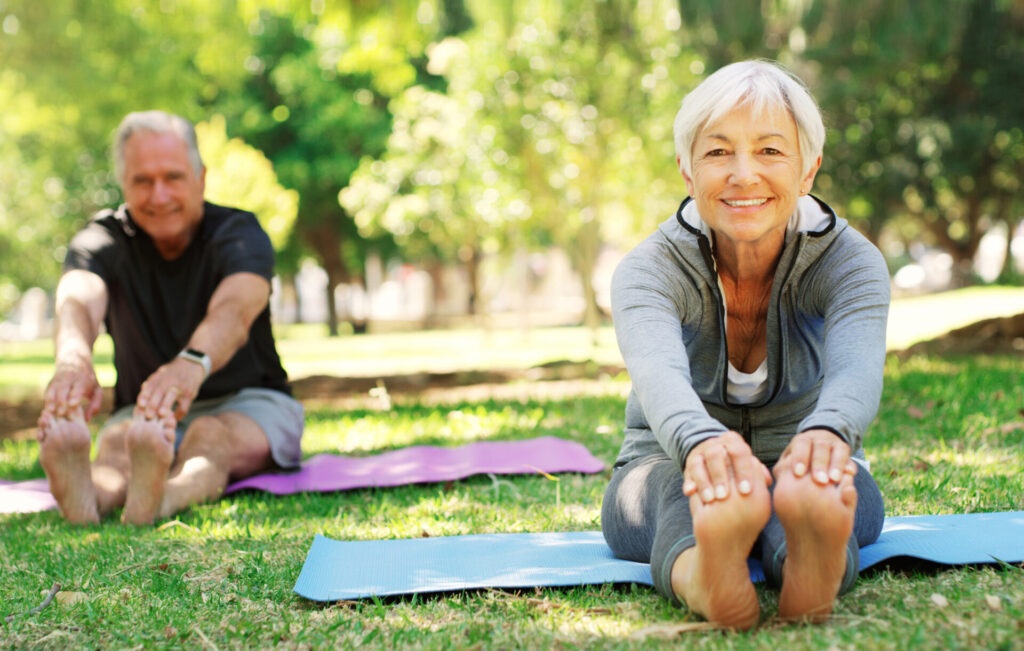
[
  {"left": 178, "top": 412, "right": 271, "bottom": 475},
  {"left": 179, "top": 415, "right": 230, "bottom": 453},
  {"left": 95, "top": 421, "right": 132, "bottom": 460}
]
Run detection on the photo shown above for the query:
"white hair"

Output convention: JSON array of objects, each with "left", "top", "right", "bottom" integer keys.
[
  {"left": 673, "top": 60, "right": 825, "bottom": 179},
  {"left": 113, "top": 110, "right": 204, "bottom": 184}
]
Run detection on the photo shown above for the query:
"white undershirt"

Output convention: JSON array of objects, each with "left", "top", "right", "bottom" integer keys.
[
  {"left": 689, "top": 196, "right": 832, "bottom": 405},
  {"left": 727, "top": 358, "right": 769, "bottom": 404}
]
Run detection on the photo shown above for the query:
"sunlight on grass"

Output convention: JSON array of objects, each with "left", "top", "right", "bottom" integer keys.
[
  {"left": 274, "top": 325, "right": 622, "bottom": 379},
  {"left": 886, "top": 285, "right": 1024, "bottom": 350}
]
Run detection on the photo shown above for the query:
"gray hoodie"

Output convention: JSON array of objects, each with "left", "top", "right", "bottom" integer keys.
[{"left": 610, "top": 195, "right": 890, "bottom": 472}]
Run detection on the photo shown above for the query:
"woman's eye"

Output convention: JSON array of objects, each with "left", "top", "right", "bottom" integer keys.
[
  {"left": 762, "top": 147, "right": 782, "bottom": 155},
  {"left": 705, "top": 149, "right": 727, "bottom": 157}
]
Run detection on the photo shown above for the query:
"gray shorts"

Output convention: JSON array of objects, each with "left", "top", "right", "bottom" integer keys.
[{"left": 102, "top": 387, "right": 304, "bottom": 469}]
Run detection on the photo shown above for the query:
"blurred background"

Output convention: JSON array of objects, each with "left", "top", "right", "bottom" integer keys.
[{"left": 1, "top": 0, "right": 1022, "bottom": 341}]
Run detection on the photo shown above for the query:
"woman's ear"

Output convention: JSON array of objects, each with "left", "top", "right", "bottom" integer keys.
[
  {"left": 677, "top": 156, "right": 694, "bottom": 196},
  {"left": 801, "top": 155, "right": 822, "bottom": 195}
]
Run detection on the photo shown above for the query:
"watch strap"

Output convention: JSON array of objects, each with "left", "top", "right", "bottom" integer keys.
[{"left": 177, "top": 348, "right": 211, "bottom": 380}]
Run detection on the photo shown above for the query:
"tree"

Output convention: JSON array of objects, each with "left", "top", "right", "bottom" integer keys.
[
  {"left": 347, "top": 0, "right": 696, "bottom": 330},
  {"left": 196, "top": 115, "right": 298, "bottom": 249},
  {"left": 212, "top": 3, "right": 462, "bottom": 334},
  {"left": 0, "top": 0, "right": 250, "bottom": 311},
  {"left": 341, "top": 81, "right": 513, "bottom": 319},
  {"left": 804, "top": 0, "right": 1024, "bottom": 283}
]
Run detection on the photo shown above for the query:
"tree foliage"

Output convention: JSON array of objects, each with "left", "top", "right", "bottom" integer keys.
[
  {"left": 211, "top": 2, "right": 456, "bottom": 334},
  {"left": 803, "top": 1, "right": 1024, "bottom": 281},
  {"left": 196, "top": 115, "right": 298, "bottom": 250},
  {"left": 1, "top": 0, "right": 1021, "bottom": 326},
  {"left": 0, "top": 0, "right": 249, "bottom": 311}
]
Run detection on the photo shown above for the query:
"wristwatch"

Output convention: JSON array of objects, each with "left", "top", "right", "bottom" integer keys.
[{"left": 177, "top": 348, "right": 212, "bottom": 380}]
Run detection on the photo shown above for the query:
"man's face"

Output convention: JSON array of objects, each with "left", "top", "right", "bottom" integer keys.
[{"left": 121, "top": 130, "right": 206, "bottom": 259}]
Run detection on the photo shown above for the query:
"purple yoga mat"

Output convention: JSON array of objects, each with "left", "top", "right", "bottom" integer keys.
[
  {"left": 0, "top": 478, "right": 55, "bottom": 514},
  {"left": 225, "top": 436, "right": 606, "bottom": 495},
  {"left": 0, "top": 437, "right": 605, "bottom": 513}
]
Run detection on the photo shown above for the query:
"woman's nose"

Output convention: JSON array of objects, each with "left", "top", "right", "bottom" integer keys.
[{"left": 728, "top": 152, "right": 759, "bottom": 185}]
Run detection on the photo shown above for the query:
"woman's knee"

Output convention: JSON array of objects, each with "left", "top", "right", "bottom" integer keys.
[{"left": 853, "top": 467, "right": 885, "bottom": 545}]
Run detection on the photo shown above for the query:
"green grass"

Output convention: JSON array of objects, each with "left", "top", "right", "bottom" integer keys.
[{"left": 2, "top": 354, "right": 1023, "bottom": 648}]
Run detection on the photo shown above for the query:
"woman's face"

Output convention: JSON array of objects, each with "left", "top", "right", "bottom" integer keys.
[{"left": 681, "top": 103, "right": 820, "bottom": 252}]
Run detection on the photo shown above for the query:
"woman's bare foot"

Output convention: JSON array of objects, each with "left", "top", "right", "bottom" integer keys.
[
  {"left": 670, "top": 472, "right": 771, "bottom": 630},
  {"left": 122, "top": 416, "right": 176, "bottom": 525},
  {"left": 38, "top": 409, "right": 99, "bottom": 525},
  {"left": 774, "top": 467, "right": 857, "bottom": 622}
]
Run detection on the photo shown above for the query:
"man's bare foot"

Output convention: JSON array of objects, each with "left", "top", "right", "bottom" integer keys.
[
  {"left": 774, "top": 468, "right": 857, "bottom": 622},
  {"left": 122, "top": 417, "right": 176, "bottom": 525},
  {"left": 38, "top": 409, "right": 99, "bottom": 525},
  {"left": 670, "top": 474, "right": 771, "bottom": 630}
]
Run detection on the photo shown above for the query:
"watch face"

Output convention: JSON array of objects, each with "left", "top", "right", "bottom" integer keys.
[{"left": 184, "top": 348, "right": 207, "bottom": 358}]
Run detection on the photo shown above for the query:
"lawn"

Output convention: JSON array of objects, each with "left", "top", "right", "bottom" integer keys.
[{"left": 1, "top": 287, "right": 1023, "bottom": 647}]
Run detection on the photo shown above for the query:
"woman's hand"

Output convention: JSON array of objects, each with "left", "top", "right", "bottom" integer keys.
[
  {"left": 775, "top": 428, "right": 856, "bottom": 485},
  {"left": 683, "top": 431, "right": 772, "bottom": 504}
]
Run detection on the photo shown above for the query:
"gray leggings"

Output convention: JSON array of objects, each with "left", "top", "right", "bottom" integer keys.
[{"left": 600, "top": 453, "right": 884, "bottom": 605}]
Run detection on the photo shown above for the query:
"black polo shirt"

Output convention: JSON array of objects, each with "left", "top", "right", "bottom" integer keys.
[{"left": 64, "top": 201, "right": 291, "bottom": 410}]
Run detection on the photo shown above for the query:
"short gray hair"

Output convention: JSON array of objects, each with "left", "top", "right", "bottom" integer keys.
[
  {"left": 673, "top": 60, "right": 825, "bottom": 179},
  {"left": 113, "top": 111, "right": 204, "bottom": 184}
]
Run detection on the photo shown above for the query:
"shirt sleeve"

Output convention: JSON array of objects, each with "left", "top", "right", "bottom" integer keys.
[
  {"left": 211, "top": 211, "right": 276, "bottom": 282},
  {"left": 797, "top": 230, "right": 891, "bottom": 451},
  {"left": 611, "top": 238, "right": 728, "bottom": 473},
  {"left": 63, "top": 217, "right": 119, "bottom": 284}
]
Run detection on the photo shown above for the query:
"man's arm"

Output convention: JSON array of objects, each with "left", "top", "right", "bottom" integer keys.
[
  {"left": 41, "top": 270, "right": 109, "bottom": 421},
  {"left": 135, "top": 272, "right": 271, "bottom": 420}
]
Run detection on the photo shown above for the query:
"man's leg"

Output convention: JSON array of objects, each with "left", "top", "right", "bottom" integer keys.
[
  {"left": 38, "top": 408, "right": 99, "bottom": 525},
  {"left": 121, "top": 415, "right": 177, "bottom": 525},
  {"left": 92, "top": 419, "right": 134, "bottom": 515},
  {"left": 155, "top": 412, "right": 273, "bottom": 521}
]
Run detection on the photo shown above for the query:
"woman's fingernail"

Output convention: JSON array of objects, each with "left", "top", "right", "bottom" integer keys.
[
  {"left": 815, "top": 470, "right": 828, "bottom": 484},
  {"left": 738, "top": 480, "right": 751, "bottom": 494},
  {"left": 702, "top": 488, "right": 715, "bottom": 502},
  {"left": 714, "top": 485, "right": 727, "bottom": 499},
  {"left": 794, "top": 462, "right": 807, "bottom": 476},
  {"left": 829, "top": 468, "right": 842, "bottom": 482},
  {"left": 683, "top": 481, "right": 696, "bottom": 494}
]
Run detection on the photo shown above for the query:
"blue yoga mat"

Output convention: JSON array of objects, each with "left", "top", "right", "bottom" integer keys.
[
  {"left": 859, "top": 511, "right": 1024, "bottom": 570},
  {"left": 294, "top": 512, "right": 1024, "bottom": 601}
]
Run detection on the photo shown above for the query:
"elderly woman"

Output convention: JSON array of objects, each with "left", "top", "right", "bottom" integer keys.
[{"left": 601, "top": 60, "right": 889, "bottom": 629}]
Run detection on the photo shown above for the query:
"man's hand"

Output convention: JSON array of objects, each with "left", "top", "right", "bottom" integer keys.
[
  {"left": 135, "top": 357, "right": 206, "bottom": 421},
  {"left": 683, "top": 431, "right": 772, "bottom": 504},
  {"left": 42, "top": 360, "right": 103, "bottom": 422},
  {"left": 42, "top": 269, "right": 108, "bottom": 425},
  {"left": 775, "top": 428, "right": 856, "bottom": 486}
]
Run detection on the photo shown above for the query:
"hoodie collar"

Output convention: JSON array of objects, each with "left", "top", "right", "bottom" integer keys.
[{"left": 676, "top": 194, "right": 835, "bottom": 240}]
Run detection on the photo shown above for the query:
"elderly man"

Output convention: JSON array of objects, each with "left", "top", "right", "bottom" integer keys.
[{"left": 37, "top": 111, "right": 303, "bottom": 525}]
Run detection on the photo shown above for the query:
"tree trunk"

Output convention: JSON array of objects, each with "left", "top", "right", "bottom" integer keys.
[
  {"left": 461, "top": 243, "right": 482, "bottom": 316},
  {"left": 996, "top": 193, "right": 1020, "bottom": 284},
  {"left": 281, "top": 274, "right": 300, "bottom": 324},
  {"left": 923, "top": 193, "right": 987, "bottom": 288},
  {"left": 304, "top": 222, "right": 349, "bottom": 336},
  {"left": 571, "top": 217, "right": 602, "bottom": 340}
]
